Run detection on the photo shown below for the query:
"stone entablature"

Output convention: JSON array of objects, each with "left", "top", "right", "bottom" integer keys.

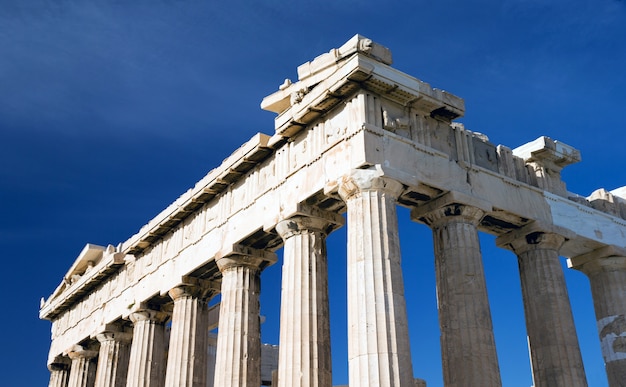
[{"left": 41, "top": 34, "right": 626, "bottom": 387}]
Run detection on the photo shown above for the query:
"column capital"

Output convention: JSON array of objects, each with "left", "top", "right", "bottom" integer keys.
[
  {"left": 48, "top": 355, "right": 71, "bottom": 371},
  {"left": 418, "top": 203, "right": 485, "bottom": 227},
  {"left": 410, "top": 191, "right": 492, "bottom": 227},
  {"left": 95, "top": 330, "right": 133, "bottom": 344},
  {"left": 276, "top": 205, "right": 344, "bottom": 239},
  {"left": 580, "top": 256, "right": 626, "bottom": 276},
  {"left": 213, "top": 247, "right": 263, "bottom": 386},
  {"left": 502, "top": 232, "right": 565, "bottom": 255},
  {"left": 65, "top": 344, "right": 99, "bottom": 360},
  {"left": 216, "top": 244, "right": 278, "bottom": 273},
  {"left": 337, "top": 166, "right": 404, "bottom": 201},
  {"left": 48, "top": 363, "right": 70, "bottom": 372},
  {"left": 496, "top": 221, "right": 573, "bottom": 255},
  {"left": 128, "top": 307, "right": 169, "bottom": 324},
  {"left": 168, "top": 276, "right": 220, "bottom": 301},
  {"left": 569, "top": 245, "right": 626, "bottom": 274},
  {"left": 91, "top": 322, "right": 133, "bottom": 343}
]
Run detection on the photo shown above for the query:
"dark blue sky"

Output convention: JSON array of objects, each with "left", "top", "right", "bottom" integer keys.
[{"left": 1, "top": 1, "right": 625, "bottom": 385}]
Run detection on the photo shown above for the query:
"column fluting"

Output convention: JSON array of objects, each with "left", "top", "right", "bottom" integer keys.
[
  {"left": 576, "top": 250, "right": 626, "bottom": 386},
  {"left": 275, "top": 211, "right": 341, "bottom": 387},
  {"left": 164, "top": 281, "right": 215, "bottom": 387},
  {"left": 213, "top": 247, "right": 277, "bottom": 387},
  {"left": 499, "top": 230, "right": 587, "bottom": 387},
  {"left": 49, "top": 357, "right": 71, "bottom": 387},
  {"left": 338, "top": 169, "right": 415, "bottom": 387},
  {"left": 67, "top": 345, "right": 99, "bottom": 387},
  {"left": 416, "top": 203, "right": 501, "bottom": 387},
  {"left": 126, "top": 308, "right": 169, "bottom": 387},
  {"left": 94, "top": 329, "right": 132, "bottom": 387}
]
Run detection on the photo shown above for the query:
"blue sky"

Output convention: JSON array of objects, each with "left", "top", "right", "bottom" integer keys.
[{"left": 1, "top": 1, "right": 625, "bottom": 385}]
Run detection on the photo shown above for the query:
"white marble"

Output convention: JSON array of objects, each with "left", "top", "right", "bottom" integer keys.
[
  {"left": 126, "top": 309, "right": 168, "bottom": 387},
  {"left": 39, "top": 35, "right": 626, "bottom": 387},
  {"left": 48, "top": 357, "right": 71, "bottom": 387},
  {"left": 339, "top": 167, "right": 415, "bottom": 387},
  {"left": 213, "top": 249, "right": 276, "bottom": 387},
  {"left": 94, "top": 330, "right": 132, "bottom": 387},
  {"left": 67, "top": 345, "right": 98, "bottom": 387},
  {"left": 164, "top": 283, "right": 214, "bottom": 387},
  {"left": 275, "top": 213, "right": 340, "bottom": 387}
]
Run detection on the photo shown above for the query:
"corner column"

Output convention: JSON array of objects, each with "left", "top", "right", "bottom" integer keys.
[
  {"left": 126, "top": 308, "right": 169, "bottom": 387},
  {"left": 67, "top": 345, "right": 99, "bottom": 387},
  {"left": 275, "top": 207, "right": 343, "bottom": 387},
  {"left": 94, "top": 328, "right": 132, "bottom": 387},
  {"left": 338, "top": 168, "right": 415, "bottom": 387},
  {"left": 164, "top": 278, "right": 217, "bottom": 387},
  {"left": 49, "top": 356, "right": 71, "bottom": 387},
  {"left": 411, "top": 196, "right": 501, "bottom": 387},
  {"left": 571, "top": 246, "right": 626, "bottom": 386},
  {"left": 213, "top": 245, "right": 277, "bottom": 387},
  {"left": 497, "top": 226, "right": 587, "bottom": 387}
]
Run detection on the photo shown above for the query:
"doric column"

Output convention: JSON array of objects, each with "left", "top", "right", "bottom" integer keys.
[
  {"left": 411, "top": 195, "right": 501, "bottom": 387},
  {"left": 66, "top": 345, "right": 99, "bottom": 387},
  {"left": 571, "top": 246, "right": 626, "bottom": 386},
  {"left": 498, "top": 225, "right": 587, "bottom": 387},
  {"left": 275, "top": 206, "right": 343, "bottom": 387},
  {"left": 94, "top": 328, "right": 132, "bottom": 387},
  {"left": 213, "top": 245, "right": 277, "bottom": 387},
  {"left": 338, "top": 168, "right": 415, "bottom": 387},
  {"left": 49, "top": 356, "right": 71, "bottom": 387},
  {"left": 126, "top": 308, "right": 169, "bottom": 387},
  {"left": 164, "top": 277, "right": 217, "bottom": 387}
]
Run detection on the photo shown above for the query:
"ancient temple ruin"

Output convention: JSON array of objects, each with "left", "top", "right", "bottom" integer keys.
[{"left": 41, "top": 35, "right": 626, "bottom": 387}]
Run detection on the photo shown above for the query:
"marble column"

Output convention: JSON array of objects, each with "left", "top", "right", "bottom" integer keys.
[
  {"left": 498, "top": 228, "right": 587, "bottom": 387},
  {"left": 67, "top": 345, "right": 99, "bottom": 387},
  {"left": 94, "top": 329, "right": 132, "bottom": 387},
  {"left": 338, "top": 169, "right": 415, "bottom": 387},
  {"left": 164, "top": 279, "right": 216, "bottom": 387},
  {"left": 49, "top": 357, "right": 71, "bottom": 387},
  {"left": 412, "top": 200, "right": 501, "bottom": 387},
  {"left": 572, "top": 246, "right": 626, "bottom": 387},
  {"left": 275, "top": 208, "right": 343, "bottom": 387},
  {"left": 214, "top": 245, "right": 277, "bottom": 387},
  {"left": 126, "top": 308, "right": 169, "bottom": 387}
]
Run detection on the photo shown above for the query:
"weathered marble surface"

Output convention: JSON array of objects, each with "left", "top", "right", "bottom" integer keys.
[
  {"left": 275, "top": 211, "right": 342, "bottom": 387},
  {"left": 414, "top": 199, "right": 502, "bottom": 387},
  {"left": 339, "top": 169, "right": 415, "bottom": 387},
  {"left": 498, "top": 226, "right": 587, "bottom": 387},
  {"left": 40, "top": 34, "right": 626, "bottom": 387}
]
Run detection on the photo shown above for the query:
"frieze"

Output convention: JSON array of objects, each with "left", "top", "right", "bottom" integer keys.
[{"left": 44, "top": 113, "right": 365, "bottom": 362}]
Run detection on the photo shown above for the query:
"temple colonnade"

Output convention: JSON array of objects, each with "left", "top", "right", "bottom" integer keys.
[{"left": 42, "top": 35, "right": 626, "bottom": 387}]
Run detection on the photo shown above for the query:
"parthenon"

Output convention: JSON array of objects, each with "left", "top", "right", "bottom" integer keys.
[{"left": 41, "top": 35, "right": 626, "bottom": 387}]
